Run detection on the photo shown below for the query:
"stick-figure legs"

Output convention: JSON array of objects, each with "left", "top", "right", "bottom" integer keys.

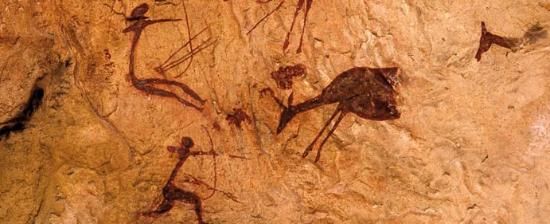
[{"left": 144, "top": 183, "right": 205, "bottom": 224}]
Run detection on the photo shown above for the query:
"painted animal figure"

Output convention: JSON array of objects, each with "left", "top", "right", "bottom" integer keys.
[
  {"left": 271, "top": 67, "right": 401, "bottom": 162},
  {"left": 475, "top": 22, "right": 519, "bottom": 61},
  {"left": 475, "top": 21, "right": 547, "bottom": 61}
]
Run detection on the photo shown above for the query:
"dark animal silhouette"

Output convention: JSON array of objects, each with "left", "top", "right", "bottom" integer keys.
[
  {"left": 267, "top": 67, "right": 401, "bottom": 162},
  {"left": 475, "top": 21, "right": 547, "bottom": 61},
  {"left": 475, "top": 22, "right": 520, "bottom": 61}
]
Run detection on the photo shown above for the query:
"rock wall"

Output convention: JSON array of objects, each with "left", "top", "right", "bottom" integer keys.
[{"left": 1, "top": 0, "right": 549, "bottom": 223}]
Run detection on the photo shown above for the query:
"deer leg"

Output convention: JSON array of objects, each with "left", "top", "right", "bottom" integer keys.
[
  {"left": 283, "top": 0, "right": 305, "bottom": 51},
  {"left": 302, "top": 108, "right": 341, "bottom": 158},
  {"left": 314, "top": 111, "right": 345, "bottom": 162},
  {"left": 296, "top": 0, "right": 312, "bottom": 53}
]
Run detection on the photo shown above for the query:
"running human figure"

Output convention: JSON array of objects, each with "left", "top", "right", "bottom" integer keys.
[{"left": 142, "top": 137, "right": 216, "bottom": 224}]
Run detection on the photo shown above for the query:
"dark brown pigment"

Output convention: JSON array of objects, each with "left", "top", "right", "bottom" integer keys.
[
  {"left": 226, "top": 108, "right": 251, "bottom": 129},
  {"left": 123, "top": 3, "right": 215, "bottom": 111},
  {"left": 271, "top": 64, "right": 306, "bottom": 89},
  {"left": 475, "top": 22, "right": 520, "bottom": 61},
  {"left": 267, "top": 67, "right": 401, "bottom": 162},
  {"left": 247, "top": 0, "right": 314, "bottom": 53}
]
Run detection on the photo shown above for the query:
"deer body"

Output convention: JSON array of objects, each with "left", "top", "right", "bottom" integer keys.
[{"left": 275, "top": 67, "right": 401, "bottom": 162}]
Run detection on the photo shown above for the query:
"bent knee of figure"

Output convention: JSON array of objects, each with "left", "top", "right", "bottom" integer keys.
[
  {"left": 143, "top": 200, "right": 173, "bottom": 217},
  {"left": 173, "top": 188, "right": 201, "bottom": 203},
  {"left": 156, "top": 200, "right": 175, "bottom": 213}
]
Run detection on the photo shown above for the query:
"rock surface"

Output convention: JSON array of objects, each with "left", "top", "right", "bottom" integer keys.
[{"left": 1, "top": 0, "right": 549, "bottom": 223}]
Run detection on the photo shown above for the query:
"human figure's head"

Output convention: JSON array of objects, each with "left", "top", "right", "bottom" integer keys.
[
  {"left": 181, "top": 137, "right": 194, "bottom": 149},
  {"left": 129, "top": 3, "right": 149, "bottom": 20}
]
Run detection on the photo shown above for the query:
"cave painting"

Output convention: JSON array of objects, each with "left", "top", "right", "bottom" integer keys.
[
  {"left": 265, "top": 67, "right": 401, "bottom": 162},
  {"left": 142, "top": 136, "right": 239, "bottom": 224},
  {"left": 270, "top": 64, "right": 306, "bottom": 89},
  {"left": 475, "top": 21, "right": 547, "bottom": 61},
  {"left": 226, "top": 108, "right": 251, "bottom": 129},
  {"left": 247, "top": 0, "right": 314, "bottom": 53},
  {"left": 123, "top": 3, "right": 215, "bottom": 111}
]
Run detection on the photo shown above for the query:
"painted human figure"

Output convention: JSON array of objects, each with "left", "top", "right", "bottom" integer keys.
[
  {"left": 123, "top": 3, "right": 207, "bottom": 111},
  {"left": 143, "top": 137, "right": 216, "bottom": 224}
]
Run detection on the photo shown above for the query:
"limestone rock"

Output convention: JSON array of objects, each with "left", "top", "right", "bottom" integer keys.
[{"left": 1, "top": 0, "right": 549, "bottom": 223}]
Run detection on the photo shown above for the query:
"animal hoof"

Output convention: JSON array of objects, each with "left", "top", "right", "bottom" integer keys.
[
  {"left": 314, "top": 154, "right": 321, "bottom": 163},
  {"left": 302, "top": 146, "right": 313, "bottom": 158}
]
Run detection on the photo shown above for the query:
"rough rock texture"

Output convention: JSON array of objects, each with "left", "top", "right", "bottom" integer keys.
[{"left": 1, "top": 0, "right": 550, "bottom": 223}]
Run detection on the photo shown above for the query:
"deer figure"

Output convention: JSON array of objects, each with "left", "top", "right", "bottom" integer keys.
[{"left": 267, "top": 67, "right": 401, "bottom": 162}]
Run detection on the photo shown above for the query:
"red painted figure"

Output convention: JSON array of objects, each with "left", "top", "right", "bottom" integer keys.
[
  {"left": 267, "top": 67, "right": 401, "bottom": 162},
  {"left": 143, "top": 137, "right": 216, "bottom": 224},
  {"left": 123, "top": 3, "right": 215, "bottom": 111}
]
